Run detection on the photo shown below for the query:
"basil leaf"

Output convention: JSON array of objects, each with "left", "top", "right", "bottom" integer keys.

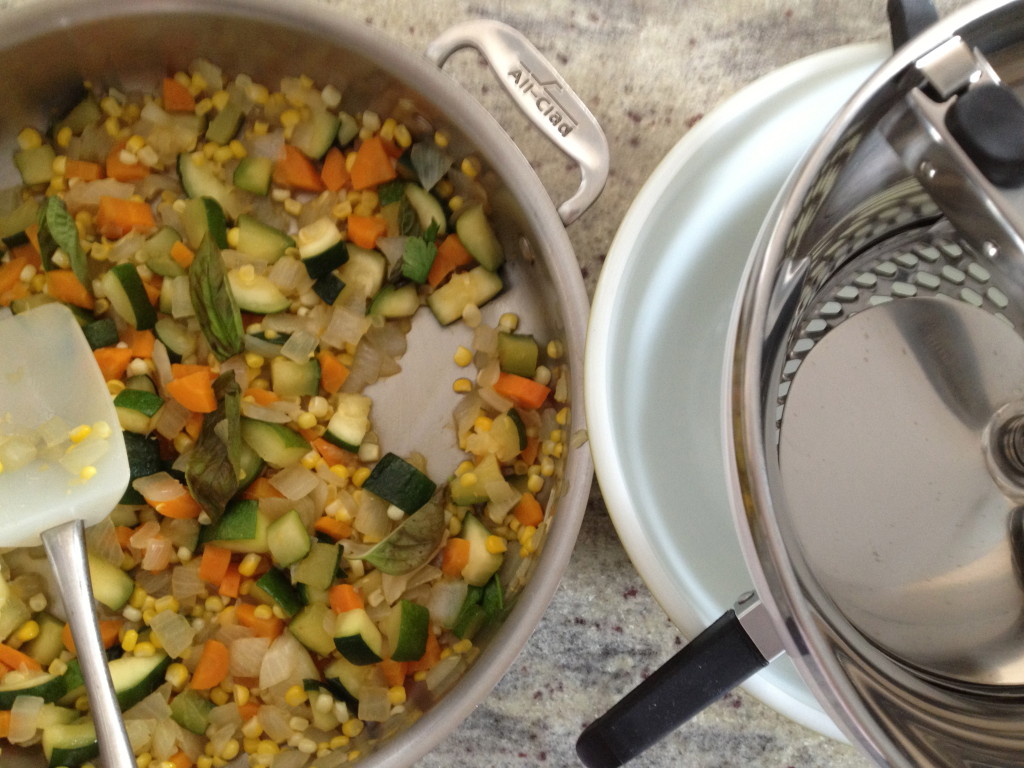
[
  {"left": 409, "top": 142, "right": 451, "bottom": 192},
  {"left": 189, "top": 235, "right": 243, "bottom": 361},
  {"left": 378, "top": 180, "right": 405, "bottom": 207},
  {"left": 401, "top": 221, "right": 438, "bottom": 284},
  {"left": 354, "top": 494, "right": 445, "bottom": 575},
  {"left": 185, "top": 371, "right": 242, "bottom": 523},
  {"left": 397, "top": 197, "right": 419, "bottom": 237},
  {"left": 37, "top": 196, "right": 90, "bottom": 291}
]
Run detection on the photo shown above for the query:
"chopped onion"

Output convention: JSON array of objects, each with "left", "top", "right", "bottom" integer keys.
[
  {"left": 280, "top": 329, "right": 319, "bottom": 363},
  {"left": 170, "top": 275, "right": 195, "bottom": 319},
  {"left": 142, "top": 536, "right": 174, "bottom": 572},
  {"left": 151, "top": 340, "right": 173, "bottom": 390},
  {"left": 478, "top": 386, "right": 514, "bottom": 413},
  {"left": 133, "top": 471, "right": 187, "bottom": 502},
  {"left": 229, "top": 636, "right": 270, "bottom": 678},
  {"left": 268, "top": 257, "right": 307, "bottom": 294},
  {"left": 243, "top": 333, "right": 287, "bottom": 359},
  {"left": 321, "top": 303, "right": 370, "bottom": 349},
  {"left": 240, "top": 400, "right": 292, "bottom": 423},
  {"left": 428, "top": 579, "right": 468, "bottom": 629},
  {"left": 124, "top": 718, "right": 154, "bottom": 751},
  {"left": 8, "top": 693, "right": 43, "bottom": 744},
  {"left": 259, "top": 632, "right": 315, "bottom": 690},
  {"left": 472, "top": 323, "right": 499, "bottom": 355},
  {"left": 353, "top": 492, "right": 391, "bottom": 541},
  {"left": 135, "top": 566, "right": 171, "bottom": 598},
  {"left": 424, "top": 653, "right": 463, "bottom": 693},
  {"left": 150, "top": 609, "right": 195, "bottom": 658},
  {"left": 152, "top": 718, "right": 183, "bottom": 760},
  {"left": 375, "top": 236, "right": 407, "bottom": 265},
  {"left": 86, "top": 517, "right": 124, "bottom": 565},
  {"left": 130, "top": 521, "right": 161, "bottom": 549},
  {"left": 171, "top": 561, "right": 205, "bottom": 601},
  {"left": 357, "top": 685, "right": 391, "bottom": 723},
  {"left": 62, "top": 177, "right": 135, "bottom": 210},
  {"left": 154, "top": 399, "right": 190, "bottom": 441},
  {"left": 125, "top": 690, "right": 171, "bottom": 721},
  {"left": 257, "top": 704, "right": 293, "bottom": 742},
  {"left": 269, "top": 463, "right": 320, "bottom": 500}
]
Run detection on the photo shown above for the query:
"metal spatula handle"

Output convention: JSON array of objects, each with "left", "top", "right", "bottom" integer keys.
[{"left": 42, "top": 520, "right": 134, "bottom": 768}]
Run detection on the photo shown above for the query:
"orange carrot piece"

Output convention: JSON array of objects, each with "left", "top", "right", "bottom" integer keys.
[
  {"left": 513, "top": 492, "right": 544, "bottom": 527},
  {"left": 237, "top": 700, "right": 261, "bottom": 722},
  {"left": 167, "top": 750, "right": 193, "bottom": 768},
  {"left": 328, "top": 583, "right": 364, "bottom": 613},
  {"left": 309, "top": 437, "right": 349, "bottom": 468},
  {"left": 165, "top": 370, "right": 217, "bottom": 413},
  {"left": 273, "top": 144, "right": 324, "bottom": 192},
  {"left": 0, "top": 710, "right": 9, "bottom": 739},
  {"left": 350, "top": 136, "right": 396, "bottom": 190},
  {"left": 440, "top": 537, "right": 470, "bottom": 578},
  {"left": 64, "top": 159, "right": 104, "bottom": 181},
  {"left": 243, "top": 387, "right": 279, "bottom": 406},
  {"left": 105, "top": 143, "right": 150, "bottom": 183},
  {"left": 198, "top": 545, "right": 233, "bottom": 585},
  {"left": 62, "top": 619, "right": 122, "bottom": 654},
  {"left": 125, "top": 327, "right": 156, "bottom": 358},
  {"left": 379, "top": 658, "right": 407, "bottom": 687},
  {"left": 45, "top": 269, "right": 94, "bottom": 310},
  {"left": 320, "top": 146, "right": 350, "bottom": 192},
  {"left": 95, "top": 195, "right": 156, "bottom": 239},
  {"left": 317, "top": 351, "right": 349, "bottom": 395},
  {"left": 0, "top": 282, "right": 29, "bottom": 307},
  {"left": 9, "top": 241, "right": 41, "bottom": 269},
  {"left": 170, "top": 240, "right": 195, "bottom": 269},
  {"left": 408, "top": 629, "right": 441, "bottom": 673},
  {"left": 0, "top": 256, "right": 28, "bottom": 296},
  {"left": 93, "top": 346, "right": 133, "bottom": 381},
  {"left": 115, "top": 525, "right": 134, "bottom": 551},
  {"left": 218, "top": 563, "right": 242, "bottom": 598},
  {"left": 24, "top": 223, "right": 41, "bottom": 256},
  {"left": 492, "top": 372, "right": 552, "bottom": 410},
  {"left": 162, "top": 78, "right": 196, "bottom": 113},
  {"left": 236, "top": 602, "right": 284, "bottom": 639},
  {"left": 190, "top": 639, "right": 230, "bottom": 690},
  {"left": 241, "top": 476, "right": 284, "bottom": 500},
  {"left": 151, "top": 491, "right": 202, "bottom": 519},
  {"left": 184, "top": 411, "right": 204, "bottom": 441},
  {"left": 346, "top": 214, "right": 388, "bottom": 249},
  {"left": 520, "top": 435, "right": 541, "bottom": 466},
  {"left": 0, "top": 643, "right": 41, "bottom": 672},
  {"left": 427, "top": 234, "right": 474, "bottom": 287},
  {"left": 171, "top": 363, "right": 215, "bottom": 380},
  {"left": 313, "top": 515, "right": 352, "bottom": 541}
]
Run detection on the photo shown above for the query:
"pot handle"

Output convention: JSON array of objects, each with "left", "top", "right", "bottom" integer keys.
[
  {"left": 425, "top": 20, "right": 609, "bottom": 226},
  {"left": 576, "top": 593, "right": 784, "bottom": 768}
]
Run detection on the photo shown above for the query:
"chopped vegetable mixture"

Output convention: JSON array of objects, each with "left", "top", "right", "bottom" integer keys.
[{"left": 0, "top": 59, "right": 570, "bottom": 768}]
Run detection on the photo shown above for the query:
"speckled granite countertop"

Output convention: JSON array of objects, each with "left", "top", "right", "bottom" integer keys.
[{"left": 0, "top": 0, "right": 972, "bottom": 766}]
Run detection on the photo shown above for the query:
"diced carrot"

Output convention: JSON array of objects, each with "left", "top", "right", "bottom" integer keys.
[
  {"left": 379, "top": 658, "right": 407, "bottom": 687},
  {"left": 237, "top": 700, "right": 261, "bottom": 722},
  {"left": 0, "top": 256, "right": 28, "bottom": 296},
  {"left": 492, "top": 371, "right": 552, "bottom": 410},
  {"left": 350, "top": 136, "right": 396, "bottom": 190},
  {"left": 198, "top": 545, "right": 233, "bottom": 585},
  {"left": 521, "top": 435, "right": 541, "bottom": 466},
  {"left": 313, "top": 515, "right": 352, "bottom": 541},
  {"left": 162, "top": 77, "right": 196, "bottom": 113},
  {"left": 167, "top": 750, "right": 193, "bottom": 768},
  {"left": 115, "top": 525, "right": 134, "bottom": 551},
  {"left": 513, "top": 492, "right": 544, "bottom": 527},
  {"left": 151, "top": 491, "right": 202, "bottom": 519},
  {"left": 62, "top": 619, "right": 123, "bottom": 654},
  {"left": 45, "top": 269, "right": 94, "bottom": 310},
  {"left": 427, "top": 234, "right": 474, "bottom": 287},
  {"left": 106, "top": 142, "right": 151, "bottom": 183},
  {"left": 408, "top": 629, "right": 441, "bottom": 673},
  {"left": 124, "top": 327, "right": 156, "bottom": 358},
  {"left": 171, "top": 363, "right": 216, "bottom": 380},
  {"left": 218, "top": 563, "right": 241, "bottom": 598},
  {"left": 184, "top": 411, "right": 204, "bottom": 441},
  {"left": 243, "top": 387, "right": 279, "bottom": 406},
  {"left": 310, "top": 437, "right": 349, "bottom": 468},
  {"left": 64, "top": 159, "right": 104, "bottom": 181},
  {"left": 241, "top": 476, "right": 284, "bottom": 500},
  {"left": 95, "top": 195, "right": 155, "bottom": 239},
  {"left": 236, "top": 602, "right": 284, "bottom": 639},
  {"left": 272, "top": 144, "right": 323, "bottom": 192},
  {"left": 93, "top": 346, "right": 134, "bottom": 381},
  {"left": 190, "top": 639, "right": 230, "bottom": 690},
  {"left": 0, "top": 282, "right": 29, "bottom": 307},
  {"left": 328, "top": 583, "right": 364, "bottom": 613},
  {"left": 170, "top": 240, "right": 195, "bottom": 269},
  {"left": 166, "top": 370, "right": 217, "bottom": 413},
  {"left": 346, "top": 214, "right": 388, "bottom": 249},
  {"left": 0, "top": 643, "right": 41, "bottom": 672},
  {"left": 143, "top": 279, "right": 161, "bottom": 307},
  {"left": 440, "top": 537, "right": 470, "bottom": 578},
  {"left": 320, "top": 146, "right": 350, "bottom": 192},
  {"left": 317, "top": 351, "right": 349, "bottom": 395},
  {"left": 9, "top": 240, "right": 41, "bottom": 269},
  {"left": 0, "top": 710, "right": 10, "bottom": 739}
]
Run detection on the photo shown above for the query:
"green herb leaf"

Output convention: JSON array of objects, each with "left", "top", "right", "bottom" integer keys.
[
  {"left": 377, "top": 180, "right": 405, "bottom": 207},
  {"left": 37, "top": 196, "right": 90, "bottom": 291},
  {"left": 401, "top": 221, "right": 438, "bottom": 284},
  {"left": 354, "top": 494, "right": 445, "bottom": 575},
  {"left": 189, "top": 235, "right": 243, "bottom": 360},
  {"left": 397, "top": 197, "right": 419, "bottom": 237},
  {"left": 410, "top": 142, "right": 452, "bottom": 191},
  {"left": 185, "top": 371, "right": 242, "bottom": 523}
]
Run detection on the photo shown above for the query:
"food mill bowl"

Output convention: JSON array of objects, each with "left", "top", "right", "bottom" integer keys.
[{"left": 0, "top": 0, "right": 593, "bottom": 765}]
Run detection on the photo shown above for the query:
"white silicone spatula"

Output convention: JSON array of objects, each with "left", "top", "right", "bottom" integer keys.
[{"left": 0, "top": 303, "right": 134, "bottom": 767}]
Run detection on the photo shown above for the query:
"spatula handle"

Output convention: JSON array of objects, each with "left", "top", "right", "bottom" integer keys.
[{"left": 42, "top": 520, "right": 135, "bottom": 768}]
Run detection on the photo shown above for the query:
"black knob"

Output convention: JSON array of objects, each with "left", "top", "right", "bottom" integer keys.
[{"left": 947, "top": 83, "right": 1024, "bottom": 188}]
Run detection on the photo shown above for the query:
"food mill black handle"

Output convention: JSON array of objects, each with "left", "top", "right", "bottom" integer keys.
[
  {"left": 575, "top": 609, "right": 770, "bottom": 768},
  {"left": 886, "top": 0, "right": 938, "bottom": 50}
]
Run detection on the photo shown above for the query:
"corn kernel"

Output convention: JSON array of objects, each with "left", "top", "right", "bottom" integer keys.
[
  {"left": 213, "top": 144, "right": 235, "bottom": 164},
  {"left": 527, "top": 474, "right": 544, "bottom": 494},
  {"left": 241, "top": 717, "right": 264, "bottom": 739},
  {"left": 453, "top": 377, "right": 473, "bottom": 394},
  {"left": 220, "top": 738, "right": 240, "bottom": 761},
  {"left": 300, "top": 450, "right": 319, "bottom": 470},
  {"left": 460, "top": 156, "right": 481, "bottom": 178},
  {"left": 352, "top": 467, "right": 371, "bottom": 488},
  {"left": 126, "top": 134, "right": 146, "bottom": 153},
  {"left": 134, "top": 641, "right": 157, "bottom": 657},
  {"left": 434, "top": 131, "right": 449, "bottom": 148},
  {"left": 280, "top": 108, "right": 301, "bottom": 129},
  {"left": 473, "top": 416, "right": 493, "bottom": 433},
  {"left": 256, "top": 740, "right": 280, "bottom": 755},
  {"left": 195, "top": 97, "right": 214, "bottom": 116},
  {"left": 555, "top": 407, "right": 570, "bottom": 426},
  {"left": 393, "top": 124, "right": 412, "bottom": 148},
  {"left": 210, "top": 687, "right": 230, "bottom": 706},
  {"left": 211, "top": 90, "right": 230, "bottom": 111},
  {"left": 330, "top": 735, "right": 349, "bottom": 750},
  {"left": 165, "top": 662, "right": 189, "bottom": 690},
  {"left": 459, "top": 472, "right": 477, "bottom": 488},
  {"left": 485, "top": 535, "right": 507, "bottom": 555},
  {"left": 244, "top": 352, "right": 265, "bottom": 369},
  {"left": 297, "top": 411, "right": 318, "bottom": 430},
  {"left": 379, "top": 117, "right": 397, "bottom": 142},
  {"left": 284, "top": 684, "right": 307, "bottom": 707},
  {"left": 69, "top": 424, "right": 92, "bottom": 443},
  {"left": 453, "top": 345, "right": 473, "bottom": 367},
  {"left": 387, "top": 685, "right": 407, "bottom": 705},
  {"left": 75, "top": 695, "right": 90, "bottom": 711},
  {"left": 253, "top": 604, "right": 273, "bottom": 620},
  {"left": 448, "top": 194, "right": 464, "bottom": 213},
  {"left": 136, "top": 755, "right": 154, "bottom": 768},
  {"left": 173, "top": 432, "right": 195, "bottom": 455},
  {"left": 17, "top": 127, "right": 43, "bottom": 149},
  {"left": 284, "top": 197, "right": 303, "bottom": 217},
  {"left": 121, "top": 629, "right": 139, "bottom": 652},
  {"left": 453, "top": 638, "right": 473, "bottom": 654},
  {"left": 197, "top": 759, "right": 214, "bottom": 768},
  {"left": 238, "top": 552, "right": 262, "bottom": 578},
  {"left": 55, "top": 125, "right": 74, "bottom": 148},
  {"left": 15, "top": 620, "right": 39, "bottom": 643},
  {"left": 330, "top": 463, "right": 350, "bottom": 482},
  {"left": 341, "top": 718, "right": 364, "bottom": 738},
  {"left": 229, "top": 139, "right": 247, "bottom": 159}
]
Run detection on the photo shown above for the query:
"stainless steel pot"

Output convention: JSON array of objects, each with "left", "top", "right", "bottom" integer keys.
[
  {"left": 0, "top": 1, "right": 605, "bottom": 765},
  {"left": 579, "top": 0, "right": 1024, "bottom": 766}
]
